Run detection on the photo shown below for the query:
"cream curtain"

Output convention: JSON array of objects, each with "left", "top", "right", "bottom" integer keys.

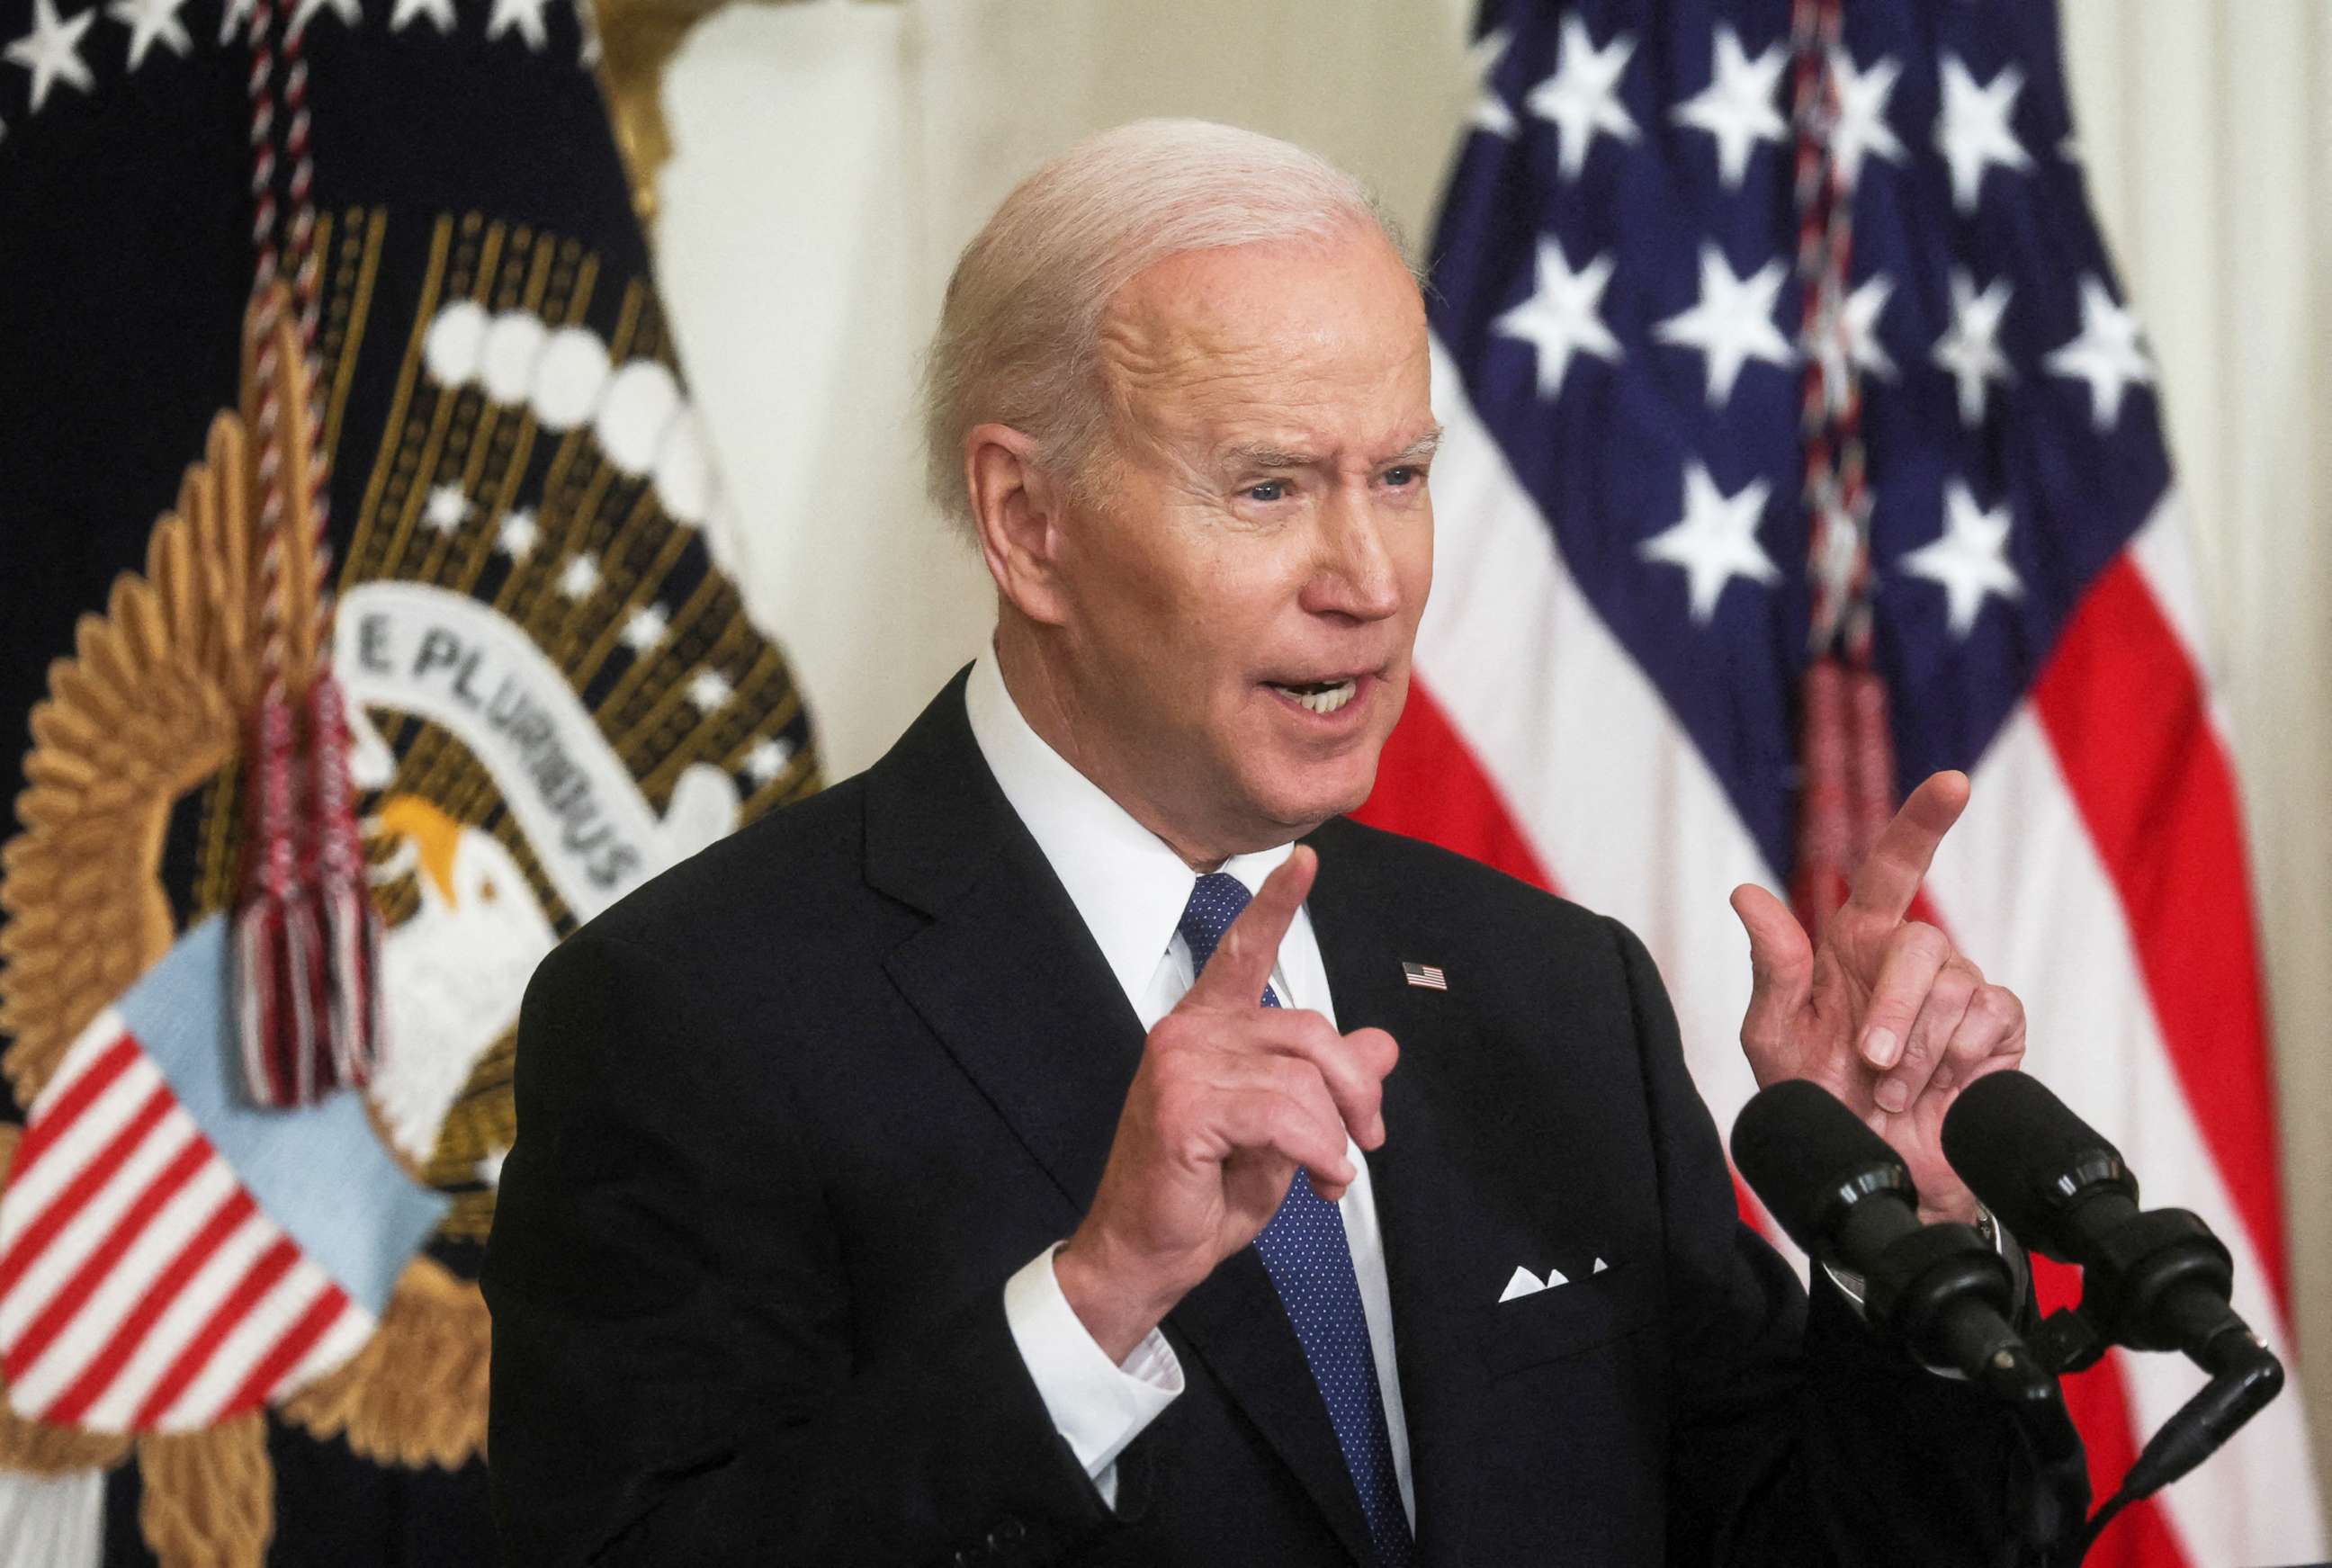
[
  {"left": 2057, "top": 0, "right": 2332, "bottom": 1501},
  {"left": 649, "top": 0, "right": 2332, "bottom": 1498}
]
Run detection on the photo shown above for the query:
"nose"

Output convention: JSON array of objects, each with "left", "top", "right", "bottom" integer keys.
[{"left": 1301, "top": 488, "right": 1404, "bottom": 624}]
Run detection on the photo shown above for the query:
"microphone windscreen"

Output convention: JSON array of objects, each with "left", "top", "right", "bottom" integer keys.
[
  {"left": 1940, "top": 1070, "right": 2124, "bottom": 1241},
  {"left": 1729, "top": 1079, "right": 1904, "bottom": 1256}
]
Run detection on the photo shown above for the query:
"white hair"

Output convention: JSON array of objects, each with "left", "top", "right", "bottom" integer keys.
[{"left": 920, "top": 118, "right": 1413, "bottom": 531}]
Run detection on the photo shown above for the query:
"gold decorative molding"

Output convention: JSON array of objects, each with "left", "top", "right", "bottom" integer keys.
[{"left": 591, "top": 0, "right": 901, "bottom": 228}]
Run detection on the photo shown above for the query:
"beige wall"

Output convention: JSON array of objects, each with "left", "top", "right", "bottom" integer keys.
[{"left": 652, "top": 0, "right": 2331, "bottom": 1504}]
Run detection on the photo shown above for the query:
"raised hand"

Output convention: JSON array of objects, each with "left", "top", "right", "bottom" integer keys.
[
  {"left": 1728, "top": 772, "right": 2027, "bottom": 1224},
  {"left": 1054, "top": 847, "right": 1400, "bottom": 1361}
]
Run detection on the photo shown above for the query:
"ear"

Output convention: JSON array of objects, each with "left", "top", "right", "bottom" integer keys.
[{"left": 964, "top": 422, "right": 1072, "bottom": 625}]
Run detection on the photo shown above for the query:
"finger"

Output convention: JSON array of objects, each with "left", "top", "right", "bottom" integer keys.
[
  {"left": 1209, "top": 1059, "right": 1355, "bottom": 1195},
  {"left": 1858, "top": 921, "right": 1951, "bottom": 1077},
  {"left": 1843, "top": 772, "right": 1971, "bottom": 926},
  {"left": 1341, "top": 1028, "right": 1398, "bottom": 1148},
  {"left": 1731, "top": 884, "right": 1812, "bottom": 1056},
  {"left": 1882, "top": 957, "right": 1978, "bottom": 1111},
  {"left": 1941, "top": 984, "right": 2026, "bottom": 1089},
  {"left": 1241, "top": 1015, "right": 1398, "bottom": 1148},
  {"left": 1183, "top": 846, "right": 1318, "bottom": 1012},
  {"left": 1906, "top": 958, "right": 1981, "bottom": 1091}
]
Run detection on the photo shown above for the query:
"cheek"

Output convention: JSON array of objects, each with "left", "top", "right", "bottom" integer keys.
[
  {"left": 1072, "top": 539, "right": 1236, "bottom": 701},
  {"left": 1066, "top": 518, "right": 1187, "bottom": 633},
  {"left": 1403, "top": 505, "right": 1436, "bottom": 614}
]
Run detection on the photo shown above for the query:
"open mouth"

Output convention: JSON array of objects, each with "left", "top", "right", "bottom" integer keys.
[{"left": 1265, "top": 676, "right": 1361, "bottom": 716}]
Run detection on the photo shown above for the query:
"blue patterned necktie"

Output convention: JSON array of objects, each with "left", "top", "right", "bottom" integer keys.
[{"left": 1178, "top": 872, "right": 1416, "bottom": 1566}]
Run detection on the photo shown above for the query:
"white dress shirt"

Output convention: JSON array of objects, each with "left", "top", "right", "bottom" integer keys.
[{"left": 966, "top": 649, "right": 1415, "bottom": 1522}]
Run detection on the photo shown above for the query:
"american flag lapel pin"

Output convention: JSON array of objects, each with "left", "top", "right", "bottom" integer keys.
[{"left": 1401, "top": 962, "right": 1448, "bottom": 991}]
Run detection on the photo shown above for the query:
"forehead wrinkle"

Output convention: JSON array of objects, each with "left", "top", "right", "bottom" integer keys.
[
  {"left": 1096, "top": 237, "right": 1433, "bottom": 479},
  {"left": 1216, "top": 419, "right": 1441, "bottom": 477},
  {"left": 1101, "top": 301, "right": 1341, "bottom": 414},
  {"left": 1105, "top": 344, "right": 1346, "bottom": 488}
]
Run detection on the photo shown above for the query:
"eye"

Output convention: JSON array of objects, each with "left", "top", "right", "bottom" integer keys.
[
  {"left": 1383, "top": 465, "right": 1423, "bottom": 489},
  {"left": 1244, "top": 479, "right": 1289, "bottom": 503}
]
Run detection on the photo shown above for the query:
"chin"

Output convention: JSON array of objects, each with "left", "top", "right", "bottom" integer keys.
[
  {"left": 1214, "top": 680, "right": 1403, "bottom": 845},
  {"left": 1243, "top": 752, "right": 1383, "bottom": 839}
]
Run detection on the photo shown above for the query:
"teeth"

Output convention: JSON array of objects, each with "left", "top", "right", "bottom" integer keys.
[{"left": 1274, "top": 679, "right": 1358, "bottom": 714}]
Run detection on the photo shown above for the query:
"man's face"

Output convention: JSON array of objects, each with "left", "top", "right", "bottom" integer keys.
[{"left": 1045, "top": 226, "right": 1436, "bottom": 860}]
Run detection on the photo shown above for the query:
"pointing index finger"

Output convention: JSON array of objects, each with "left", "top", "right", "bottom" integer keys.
[
  {"left": 1184, "top": 846, "right": 1317, "bottom": 1012},
  {"left": 1844, "top": 771, "right": 1971, "bottom": 925}
]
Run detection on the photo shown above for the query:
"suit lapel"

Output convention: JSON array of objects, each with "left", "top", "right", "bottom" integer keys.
[
  {"left": 1304, "top": 821, "right": 1495, "bottom": 1565},
  {"left": 863, "top": 676, "right": 1378, "bottom": 1564},
  {"left": 868, "top": 670, "right": 1143, "bottom": 1216}
]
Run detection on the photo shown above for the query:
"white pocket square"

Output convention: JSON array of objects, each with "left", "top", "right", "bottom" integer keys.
[{"left": 1497, "top": 1264, "right": 1570, "bottom": 1302}]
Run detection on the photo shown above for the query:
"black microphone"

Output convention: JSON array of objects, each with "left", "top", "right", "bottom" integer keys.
[
  {"left": 1942, "top": 1071, "right": 2286, "bottom": 1501},
  {"left": 1940, "top": 1071, "right": 2268, "bottom": 1373},
  {"left": 1731, "top": 1079, "right": 2051, "bottom": 1405}
]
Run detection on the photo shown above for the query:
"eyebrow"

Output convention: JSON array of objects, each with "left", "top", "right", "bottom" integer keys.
[
  {"left": 1385, "top": 427, "right": 1445, "bottom": 465},
  {"left": 1218, "top": 426, "right": 1445, "bottom": 473}
]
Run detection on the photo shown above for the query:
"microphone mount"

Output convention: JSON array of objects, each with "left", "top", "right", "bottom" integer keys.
[{"left": 1939, "top": 1071, "right": 2291, "bottom": 1564}]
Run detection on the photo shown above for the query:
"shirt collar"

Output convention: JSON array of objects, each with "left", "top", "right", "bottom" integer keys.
[{"left": 964, "top": 645, "right": 1296, "bottom": 1012}]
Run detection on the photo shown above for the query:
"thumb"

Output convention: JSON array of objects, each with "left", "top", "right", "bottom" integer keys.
[{"left": 1730, "top": 883, "right": 1813, "bottom": 1034}]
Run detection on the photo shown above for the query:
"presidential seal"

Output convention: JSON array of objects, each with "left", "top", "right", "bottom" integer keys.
[{"left": 0, "top": 205, "right": 819, "bottom": 1564}]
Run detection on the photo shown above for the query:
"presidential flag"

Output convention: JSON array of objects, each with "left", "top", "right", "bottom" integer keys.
[
  {"left": 0, "top": 0, "right": 818, "bottom": 1556},
  {"left": 1356, "top": 2, "right": 2326, "bottom": 1564}
]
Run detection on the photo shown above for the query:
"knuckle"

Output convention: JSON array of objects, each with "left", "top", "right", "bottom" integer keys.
[
  {"left": 1152, "top": 1078, "right": 1199, "bottom": 1130},
  {"left": 1899, "top": 923, "right": 1951, "bottom": 963},
  {"left": 1293, "top": 1010, "right": 1340, "bottom": 1053},
  {"left": 1945, "top": 1026, "right": 1993, "bottom": 1064},
  {"left": 1965, "top": 984, "right": 2014, "bottom": 1028},
  {"left": 1150, "top": 1015, "right": 1198, "bottom": 1054},
  {"left": 1264, "top": 1102, "right": 1309, "bottom": 1154}
]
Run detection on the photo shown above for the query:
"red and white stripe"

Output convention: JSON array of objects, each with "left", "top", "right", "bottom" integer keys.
[
  {"left": 1355, "top": 345, "right": 2326, "bottom": 1567},
  {"left": 0, "top": 1010, "right": 372, "bottom": 1434}
]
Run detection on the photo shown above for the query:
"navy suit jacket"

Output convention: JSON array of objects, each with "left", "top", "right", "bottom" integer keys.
[{"left": 482, "top": 671, "right": 2040, "bottom": 1565}]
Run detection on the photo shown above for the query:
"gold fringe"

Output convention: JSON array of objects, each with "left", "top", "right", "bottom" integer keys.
[
  {"left": 278, "top": 1256, "right": 489, "bottom": 1469},
  {"left": 0, "top": 1400, "right": 133, "bottom": 1479},
  {"left": 137, "top": 1414, "right": 274, "bottom": 1568},
  {"left": 0, "top": 328, "right": 279, "bottom": 1107}
]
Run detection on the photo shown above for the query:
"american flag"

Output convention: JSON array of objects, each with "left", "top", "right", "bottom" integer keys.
[
  {"left": 1355, "top": 1, "right": 2326, "bottom": 1563},
  {"left": 0, "top": 918, "right": 444, "bottom": 1436}
]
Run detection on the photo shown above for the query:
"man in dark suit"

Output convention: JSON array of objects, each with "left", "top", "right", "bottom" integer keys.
[{"left": 483, "top": 119, "right": 2049, "bottom": 1565}]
